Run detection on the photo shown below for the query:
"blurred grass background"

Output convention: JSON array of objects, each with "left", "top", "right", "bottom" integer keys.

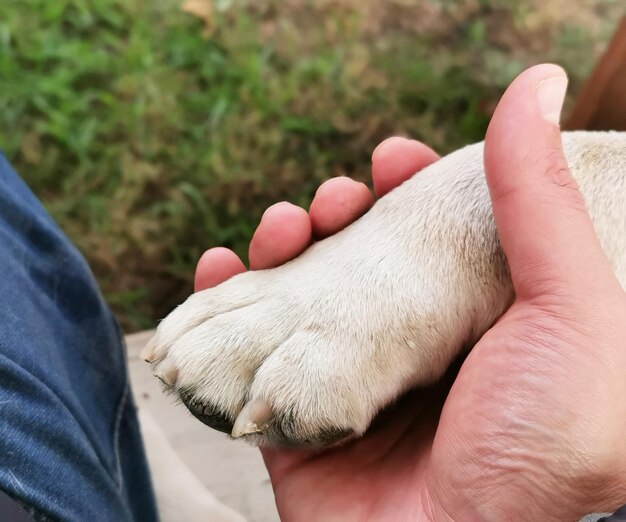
[{"left": 0, "top": 0, "right": 621, "bottom": 331}]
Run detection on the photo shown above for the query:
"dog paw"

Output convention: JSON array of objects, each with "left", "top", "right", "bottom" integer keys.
[
  {"left": 144, "top": 142, "right": 512, "bottom": 447},
  {"left": 143, "top": 248, "right": 417, "bottom": 446}
]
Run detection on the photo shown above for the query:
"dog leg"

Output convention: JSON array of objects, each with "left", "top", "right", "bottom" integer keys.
[{"left": 147, "top": 131, "right": 626, "bottom": 447}]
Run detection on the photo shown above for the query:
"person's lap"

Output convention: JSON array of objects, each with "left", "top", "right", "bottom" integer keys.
[{"left": 0, "top": 153, "right": 156, "bottom": 521}]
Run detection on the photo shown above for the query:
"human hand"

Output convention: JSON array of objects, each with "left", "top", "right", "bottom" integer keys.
[
  {"left": 417, "top": 64, "right": 626, "bottom": 520},
  {"left": 194, "top": 64, "right": 626, "bottom": 520}
]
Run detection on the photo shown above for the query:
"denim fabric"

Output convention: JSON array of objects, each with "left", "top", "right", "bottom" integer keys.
[{"left": 0, "top": 153, "right": 157, "bottom": 521}]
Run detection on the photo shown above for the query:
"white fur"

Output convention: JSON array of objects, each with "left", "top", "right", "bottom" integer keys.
[{"left": 150, "top": 131, "right": 626, "bottom": 445}]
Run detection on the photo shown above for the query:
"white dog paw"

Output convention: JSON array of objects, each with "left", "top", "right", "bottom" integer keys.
[
  {"left": 144, "top": 133, "right": 626, "bottom": 447},
  {"left": 145, "top": 141, "right": 517, "bottom": 447},
  {"left": 144, "top": 246, "right": 436, "bottom": 446}
]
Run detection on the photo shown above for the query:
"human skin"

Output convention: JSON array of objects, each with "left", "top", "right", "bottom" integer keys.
[{"left": 193, "top": 64, "right": 626, "bottom": 520}]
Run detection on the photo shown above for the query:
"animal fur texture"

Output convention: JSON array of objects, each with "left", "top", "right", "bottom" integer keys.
[{"left": 147, "top": 131, "right": 626, "bottom": 447}]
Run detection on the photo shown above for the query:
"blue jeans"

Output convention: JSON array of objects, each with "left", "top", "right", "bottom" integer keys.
[{"left": 0, "top": 153, "right": 157, "bottom": 521}]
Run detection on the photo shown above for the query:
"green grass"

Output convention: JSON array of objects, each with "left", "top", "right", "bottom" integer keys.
[{"left": 0, "top": 0, "right": 620, "bottom": 330}]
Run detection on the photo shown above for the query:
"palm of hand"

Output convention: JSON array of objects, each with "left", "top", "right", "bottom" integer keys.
[
  {"left": 263, "top": 378, "right": 445, "bottom": 521},
  {"left": 264, "top": 294, "right": 626, "bottom": 521}
]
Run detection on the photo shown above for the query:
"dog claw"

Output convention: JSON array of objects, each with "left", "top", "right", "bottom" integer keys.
[
  {"left": 154, "top": 359, "right": 178, "bottom": 386},
  {"left": 140, "top": 335, "right": 158, "bottom": 363},
  {"left": 231, "top": 400, "right": 273, "bottom": 438}
]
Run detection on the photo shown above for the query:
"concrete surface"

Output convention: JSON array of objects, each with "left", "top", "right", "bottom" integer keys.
[{"left": 126, "top": 330, "right": 279, "bottom": 522}]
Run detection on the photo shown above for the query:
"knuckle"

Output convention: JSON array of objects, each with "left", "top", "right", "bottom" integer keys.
[
  {"left": 543, "top": 148, "right": 588, "bottom": 212},
  {"left": 544, "top": 149, "right": 572, "bottom": 187}
]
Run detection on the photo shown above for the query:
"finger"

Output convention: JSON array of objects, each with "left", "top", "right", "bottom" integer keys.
[
  {"left": 249, "top": 202, "right": 312, "bottom": 270},
  {"left": 372, "top": 137, "right": 440, "bottom": 197},
  {"left": 309, "top": 177, "right": 374, "bottom": 238},
  {"left": 194, "top": 247, "right": 246, "bottom": 292},
  {"left": 483, "top": 63, "right": 614, "bottom": 300}
]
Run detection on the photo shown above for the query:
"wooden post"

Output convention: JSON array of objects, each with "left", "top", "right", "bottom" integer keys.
[{"left": 565, "top": 17, "right": 626, "bottom": 131}]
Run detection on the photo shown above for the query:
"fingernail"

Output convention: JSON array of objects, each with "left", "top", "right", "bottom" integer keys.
[{"left": 536, "top": 73, "right": 568, "bottom": 126}]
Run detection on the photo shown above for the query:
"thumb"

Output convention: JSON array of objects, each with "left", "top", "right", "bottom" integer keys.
[{"left": 484, "top": 63, "right": 613, "bottom": 301}]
